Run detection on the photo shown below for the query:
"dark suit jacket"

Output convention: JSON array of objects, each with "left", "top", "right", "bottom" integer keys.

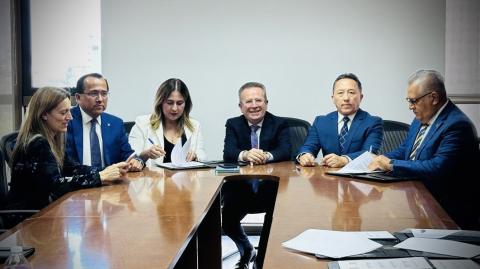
[
  {"left": 298, "top": 109, "right": 383, "bottom": 159},
  {"left": 223, "top": 112, "right": 291, "bottom": 163},
  {"left": 386, "top": 101, "right": 480, "bottom": 229},
  {"left": 66, "top": 106, "right": 134, "bottom": 166}
]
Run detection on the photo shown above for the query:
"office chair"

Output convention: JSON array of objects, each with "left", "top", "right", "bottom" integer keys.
[
  {"left": 0, "top": 131, "right": 18, "bottom": 169},
  {"left": 283, "top": 117, "right": 311, "bottom": 160},
  {"left": 123, "top": 121, "right": 135, "bottom": 136},
  {"left": 379, "top": 120, "right": 410, "bottom": 154},
  {"left": 0, "top": 136, "right": 38, "bottom": 233}
]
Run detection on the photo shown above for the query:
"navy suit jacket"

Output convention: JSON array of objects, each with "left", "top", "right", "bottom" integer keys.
[
  {"left": 223, "top": 112, "right": 291, "bottom": 163},
  {"left": 66, "top": 106, "right": 134, "bottom": 167},
  {"left": 386, "top": 101, "right": 479, "bottom": 229},
  {"left": 298, "top": 109, "right": 383, "bottom": 159}
]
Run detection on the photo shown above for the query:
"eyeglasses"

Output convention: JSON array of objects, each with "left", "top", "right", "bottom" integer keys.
[
  {"left": 405, "top": 91, "right": 433, "bottom": 105},
  {"left": 81, "top": 91, "right": 109, "bottom": 98}
]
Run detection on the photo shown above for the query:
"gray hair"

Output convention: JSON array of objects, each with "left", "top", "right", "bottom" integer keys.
[
  {"left": 408, "top": 70, "right": 447, "bottom": 101},
  {"left": 238, "top": 82, "right": 268, "bottom": 103}
]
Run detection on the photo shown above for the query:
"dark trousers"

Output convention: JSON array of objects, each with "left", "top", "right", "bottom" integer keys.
[{"left": 221, "top": 179, "right": 277, "bottom": 262}]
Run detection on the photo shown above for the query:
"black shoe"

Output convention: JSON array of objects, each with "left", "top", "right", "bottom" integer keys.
[{"left": 234, "top": 249, "right": 256, "bottom": 269}]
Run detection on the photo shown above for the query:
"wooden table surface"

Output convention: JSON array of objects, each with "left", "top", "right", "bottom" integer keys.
[{"left": 0, "top": 162, "right": 458, "bottom": 269}]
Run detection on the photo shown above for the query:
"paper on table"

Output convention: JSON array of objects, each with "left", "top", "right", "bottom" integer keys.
[
  {"left": 328, "top": 151, "right": 380, "bottom": 175},
  {"left": 394, "top": 237, "right": 480, "bottom": 258},
  {"left": 349, "top": 231, "right": 395, "bottom": 239},
  {"left": 282, "top": 229, "right": 382, "bottom": 258},
  {"left": 429, "top": 259, "right": 480, "bottom": 269},
  {"left": 410, "top": 229, "right": 459, "bottom": 239},
  {"left": 336, "top": 257, "right": 432, "bottom": 269},
  {"left": 160, "top": 139, "right": 205, "bottom": 168},
  {"left": 171, "top": 138, "right": 191, "bottom": 165}
]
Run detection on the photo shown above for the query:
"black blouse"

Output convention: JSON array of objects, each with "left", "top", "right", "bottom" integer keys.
[
  {"left": 6, "top": 136, "right": 102, "bottom": 210},
  {"left": 163, "top": 133, "right": 187, "bottom": 163}
]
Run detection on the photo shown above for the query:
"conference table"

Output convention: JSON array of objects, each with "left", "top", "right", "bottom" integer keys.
[{"left": 0, "top": 161, "right": 457, "bottom": 269}]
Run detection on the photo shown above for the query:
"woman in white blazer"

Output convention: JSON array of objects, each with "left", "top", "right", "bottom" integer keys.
[{"left": 129, "top": 78, "right": 206, "bottom": 166}]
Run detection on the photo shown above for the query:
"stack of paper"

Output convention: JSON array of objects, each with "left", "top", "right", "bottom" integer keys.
[
  {"left": 327, "top": 151, "right": 380, "bottom": 175},
  {"left": 282, "top": 229, "right": 383, "bottom": 258}
]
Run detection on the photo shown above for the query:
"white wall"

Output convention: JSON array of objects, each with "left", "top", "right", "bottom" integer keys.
[{"left": 102, "top": 0, "right": 446, "bottom": 160}]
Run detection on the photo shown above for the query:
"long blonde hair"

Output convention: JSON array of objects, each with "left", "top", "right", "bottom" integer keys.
[
  {"left": 150, "top": 78, "right": 194, "bottom": 133},
  {"left": 12, "top": 87, "right": 70, "bottom": 168}
]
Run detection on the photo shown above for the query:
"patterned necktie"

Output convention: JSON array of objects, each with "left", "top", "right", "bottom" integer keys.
[
  {"left": 339, "top": 116, "right": 350, "bottom": 155},
  {"left": 250, "top": 125, "right": 260, "bottom": 193},
  {"left": 90, "top": 118, "right": 102, "bottom": 168},
  {"left": 409, "top": 124, "right": 428, "bottom": 160},
  {"left": 250, "top": 124, "right": 260, "bottom": 149}
]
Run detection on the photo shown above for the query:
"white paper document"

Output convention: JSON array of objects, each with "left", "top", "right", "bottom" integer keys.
[
  {"left": 410, "top": 229, "right": 459, "bottom": 239},
  {"left": 158, "top": 139, "right": 207, "bottom": 169},
  {"left": 282, "top": 229, "right": 382, "bottom": 258},
  {"left": 327, "top": 151, "right": 380, "bottom": 175},
  {"left": 336, "top": 257, "right": 432, "bottom": 269},
  {"left": 394, "top": 237, "right": 480, "bottom": 258},
  {"left": 349, "top": 231, "right": 396, "bottom": 239},
  {"left": 430, "top": 259, "right": 480, "bottom": 269}
]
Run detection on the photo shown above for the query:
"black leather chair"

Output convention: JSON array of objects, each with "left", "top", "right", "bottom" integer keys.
[
  {"left": 379, "top": 120, "right": 410, "bottom": 154},
  {"left": 0, "top": 131, "right": 18, "bottom": 169},
  {"left": 0, "top": 133, "right": 38, "bottom": 233},
  {"left": 283, "top": 117, "right": 311, "bottom": 161},
  {"left": 0, "top": 150, "right": 38, "bottom": 233},
  {"left": 124, "top": 121, "right": 135, "bottom": 136}
]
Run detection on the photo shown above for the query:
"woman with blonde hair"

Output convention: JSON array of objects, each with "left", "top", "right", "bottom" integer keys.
[
  {"left": 6, "top": 87, "right": 129, "bottom": 210},
  {"left": 129, "top": 78, "right": 206, "bottom": 166}
]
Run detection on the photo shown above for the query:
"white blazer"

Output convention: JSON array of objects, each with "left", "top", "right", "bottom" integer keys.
[{"left": 128, "top": 114, "right": 207, "bottom": 166}]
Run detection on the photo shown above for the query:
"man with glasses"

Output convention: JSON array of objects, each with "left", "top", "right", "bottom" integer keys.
[
  {"left": 297, "top": 73, "right": 383, "bottom": 167},
  {"left": 222, "top": 82, "right": 290, "bottom": 269},
  {"left": 66, "top": 73, "right": 143, "bottom": 171},
  {"left": 369, "top": 69, "right": 479, "bottom": 229}
]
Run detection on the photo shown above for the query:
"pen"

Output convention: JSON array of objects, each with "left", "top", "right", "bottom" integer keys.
[
  {"left": 126, "top": 152, "right": 137, "bottom": 162},
  {"left": 148, "top": 138, "right": 155, "bottom": 145}
]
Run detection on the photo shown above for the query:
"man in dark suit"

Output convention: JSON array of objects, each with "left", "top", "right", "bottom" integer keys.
[
  {"left": 222, "top": 82, "right": 290, "bottom": 269},
  {"left": 369, "top": 70, "right": 479, "bottom": 229},
  {"left": 66, "top": 73, "right": 143, "bottom": 171},
  {"left": 298, "top": 73, "right": 383, "bottom": 167}
]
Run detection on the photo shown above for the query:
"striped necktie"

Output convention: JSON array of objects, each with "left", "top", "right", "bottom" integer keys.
[
  {"left": 90, "top": 118, "right": 102, "bottom": 168},
  {"left": 339, "top": 117, "right": 350, "bottom": 155},
  {"left": 409, "top": 124, "right": 428, "bottom": 160}
]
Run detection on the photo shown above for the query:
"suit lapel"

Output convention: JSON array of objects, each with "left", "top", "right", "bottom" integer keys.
[
  {"left": 72, "top": 107, "right": 84, "bottom": 163},
  {"left": 405, "top": 120, "right": 421, "bottom": 159},
  {"left": 100, "top": 114, "right": 111, "bottom": 166},
  {"left": 152, "top": 124, "right": 165, "bottom": 148},
  {"left": 329, "top": 113, "right": 340, "bottom": 153},
  {"left": 259, "top": 113, "right": 272, "bottom": 149},
  {"left": 415, "top": 103, "right": 451, "bottom": 158},
  {"left": 344, "top": 110, "right": 365, "bottom": 153}
]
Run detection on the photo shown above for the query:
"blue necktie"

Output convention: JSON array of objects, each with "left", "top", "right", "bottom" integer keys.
[
  {"left": 339, "top": 116, "right": 350, "bottom": 155},
  {"left": 250, "top": 125, "right": 260, "bottom": 149},
  {"left": 250, "top": 124, "right": 260, "bottom": 193},
  {"left": 90, "top": 118, "right": 102, "bottom": 169}
]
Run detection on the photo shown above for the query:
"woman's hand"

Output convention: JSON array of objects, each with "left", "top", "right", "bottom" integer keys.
[
  {"left": 140, "top": 145, "right": 166, "bottom": 160},
  {"left": 186, "top": 151, "right": 197, "bottom": 162},
  {"left": 99, "top": 162, "right": 129, "bottom": 182}
]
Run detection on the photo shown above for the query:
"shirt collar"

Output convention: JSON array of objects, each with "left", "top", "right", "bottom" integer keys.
[
  {"left": 248, "top": 119, "right": 264, "bottom": 128},
  {"left": 427, "top": 100, "right": 449, "bottom": 126},
  {"left": 79, "top": 106, "right": 102, "bottom": 125},
  {"left": 337, "top": 111, "right": 357, "bottom": 124}
]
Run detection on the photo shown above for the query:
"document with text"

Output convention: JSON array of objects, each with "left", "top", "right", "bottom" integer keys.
[{"left": 327, "top": 151, "right": 381, "bottom": 175}]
